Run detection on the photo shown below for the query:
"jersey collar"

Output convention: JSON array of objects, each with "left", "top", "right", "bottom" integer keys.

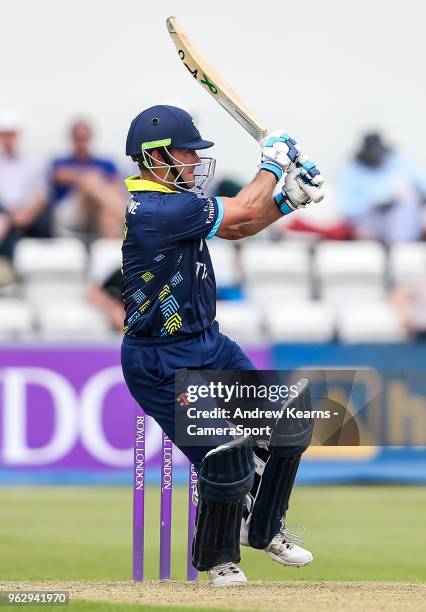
[{"left": 124, "top": 175, "right": 178, "bottom": 193}]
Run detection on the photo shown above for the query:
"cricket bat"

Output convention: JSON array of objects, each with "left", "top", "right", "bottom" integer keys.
[{"left": 166, "top": 16, "right": 267, "bottom": 143}]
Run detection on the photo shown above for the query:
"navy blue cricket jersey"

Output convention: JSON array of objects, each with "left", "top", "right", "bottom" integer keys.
[{"left": 122, "top": 177, "right": 224, "bottom": 340}]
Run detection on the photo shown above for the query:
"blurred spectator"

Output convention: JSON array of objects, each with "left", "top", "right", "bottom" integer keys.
[
  {"left": 338, "top": 133, "right": 426, "bottom": 244},
  {"left": 49, "top": 119, "right": 125, "bottom": 240},
  {"left": 87, "top": 267, "right": 124, "bottom": 332},
  {"left": 215, "top": 178, "right": 242, "bottom": 198},
  {"left": 0, "top": 111, "right": 49, "bottom": 258}
]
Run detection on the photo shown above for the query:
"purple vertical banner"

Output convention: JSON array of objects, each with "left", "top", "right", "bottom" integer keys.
[
  {"left": 187, "top": 462, "right": 198, "bottom": 581},
  {"left": 159, "top": 432, "right": 173, "bottom": 580},
  {"left": 132, "top": 407, "right": 145, "bottom": 581}
]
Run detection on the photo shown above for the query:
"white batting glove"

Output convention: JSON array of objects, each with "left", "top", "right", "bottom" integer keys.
[
  {"left": 274, "top": 161, "right": 324, "bottom": 215},
  {"left": 296, "top": 154, "right": 325, "bottom": 190},
  {"left": 258, "top": 130, "right": 301, "bottom": 182}
]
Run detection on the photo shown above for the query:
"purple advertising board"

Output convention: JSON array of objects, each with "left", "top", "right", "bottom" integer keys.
[{"left": 0, "top": 345, "right": 272, "bottom": 481}]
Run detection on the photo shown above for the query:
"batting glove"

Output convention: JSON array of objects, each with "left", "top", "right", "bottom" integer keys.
[
  {"left": 296, "top": 154, "right": 324, "bottom": 190},
  {"left": 274, "top": 161, "right": 324, "bottom": 215},
  {"left": 258, "top": 130, "right": 301, "bottom": 182}
]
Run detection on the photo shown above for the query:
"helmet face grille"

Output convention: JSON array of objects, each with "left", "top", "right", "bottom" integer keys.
[{"left": 142, "top": 146, "right": 216, "bottom": 195}]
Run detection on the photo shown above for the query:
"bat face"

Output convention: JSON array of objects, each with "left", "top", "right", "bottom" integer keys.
[
  {"left": 166, "top": 16, "right": 267, "bottom": 143},
  {"left": 177, "top": 48, "right": 219, "bottom": 96}
]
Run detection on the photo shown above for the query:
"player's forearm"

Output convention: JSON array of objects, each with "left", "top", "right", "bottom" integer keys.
[
  {"left": 240, "top": 170, "right": 276, "bottom": 214},
  {"left": 224, "top": 171, "right": 283, "bottom": 238},
  {"left": 228, "top": 200, "right": 282, "bottom": 238},
  {"left": 216, "top": 171, "right": 277, "bottom": 239}
]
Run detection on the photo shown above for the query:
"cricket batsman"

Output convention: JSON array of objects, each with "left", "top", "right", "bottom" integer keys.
[{"left": 121, "top": 105, "right": 324, "bottom": 586}]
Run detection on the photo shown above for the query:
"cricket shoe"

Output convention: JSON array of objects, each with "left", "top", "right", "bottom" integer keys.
[
  {"left": 207, "top": 562, "right": 248, "bottom": 587},
  {"left": 240, "top": 518, "right": 313, "bottom": 567}
]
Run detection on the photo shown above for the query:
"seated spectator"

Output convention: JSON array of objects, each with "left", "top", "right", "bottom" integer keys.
[
  {"left": 49, "top": 119, "right": 125, "bottom": 241},
  {"left": 87, "top": 267, "right": 124, "bottom": 332},
  {"left": 0, "top": 111, "right": 49, "bottom": 258},
  {"left": 338, "top": 133, "right": 426, "bottom": 244},
  {"left": 214, "top": 178, "right": 242, "bottom": 198}
]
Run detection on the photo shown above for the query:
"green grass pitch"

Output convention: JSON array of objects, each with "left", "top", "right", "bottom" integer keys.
[{"left": 0, "top": 485, "right": 424, "bottom": 610}]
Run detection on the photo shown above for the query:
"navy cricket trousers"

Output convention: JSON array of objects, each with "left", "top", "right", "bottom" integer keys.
[{"left": 121, "top": 321, "right": 256, "bottom": 468}]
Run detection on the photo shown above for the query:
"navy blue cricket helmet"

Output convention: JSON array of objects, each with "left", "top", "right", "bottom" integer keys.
[{"left": 126, "top": 105, "right": 214, "bottom": 156}]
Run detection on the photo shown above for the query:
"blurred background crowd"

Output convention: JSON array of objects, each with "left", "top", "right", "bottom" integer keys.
[{"left": 1, "top": 110, "right": 426, "bottom": 344}]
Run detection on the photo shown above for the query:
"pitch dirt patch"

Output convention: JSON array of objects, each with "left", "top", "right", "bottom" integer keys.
[{"left": 1, "top": 581, "right": 425, "bottom": 611}]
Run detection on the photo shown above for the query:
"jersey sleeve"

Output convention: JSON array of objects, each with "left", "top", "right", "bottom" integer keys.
[{"left": 158, "top": 193, "right": 224, "bottom": 241}]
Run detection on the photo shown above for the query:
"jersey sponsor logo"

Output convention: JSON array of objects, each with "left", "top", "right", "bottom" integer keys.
[
  {"left": 123, "top": 223, "right": 128, "bottom": 239},
  {"left": 196, "top": 261, "right": 208, "bottom": 279},
  {"left": 127, "top": 196, "right": 140, "bottom": 215},
  {"left": 159, "top": 284, "right": 171, "bottom": 301},
  {"left": 141, "top": 271, "right": 154, "bottom": 283},
  {"left": 203, "top": 198, "right": 215, "bottom": 225},
  {"left": 170, "top": 272, "right": 183, "bottom": 287}
]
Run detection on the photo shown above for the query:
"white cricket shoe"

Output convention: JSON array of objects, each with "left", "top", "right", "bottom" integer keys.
[
  {"left": 207, "top": 562, "right": 248, "bottom": 587},
  {"left": 240, "top": 518, "right": 313, "bottom": 567},
  {"left": 266, "top": 529, "right": 313, "bottom": 566}
]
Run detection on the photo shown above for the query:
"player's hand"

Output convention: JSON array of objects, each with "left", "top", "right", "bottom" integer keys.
[
  {"left": 296, "top": 154, "right": 324, "bottom": 191},
  {"left": 286, "top": 158, "right": 324, "bottom": 207},
  {"left": 258, "top": 130, "right": 301, "bottom": 182},
  {"left": 274, "top": 161, "right": 324, "bottom": 215}
]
